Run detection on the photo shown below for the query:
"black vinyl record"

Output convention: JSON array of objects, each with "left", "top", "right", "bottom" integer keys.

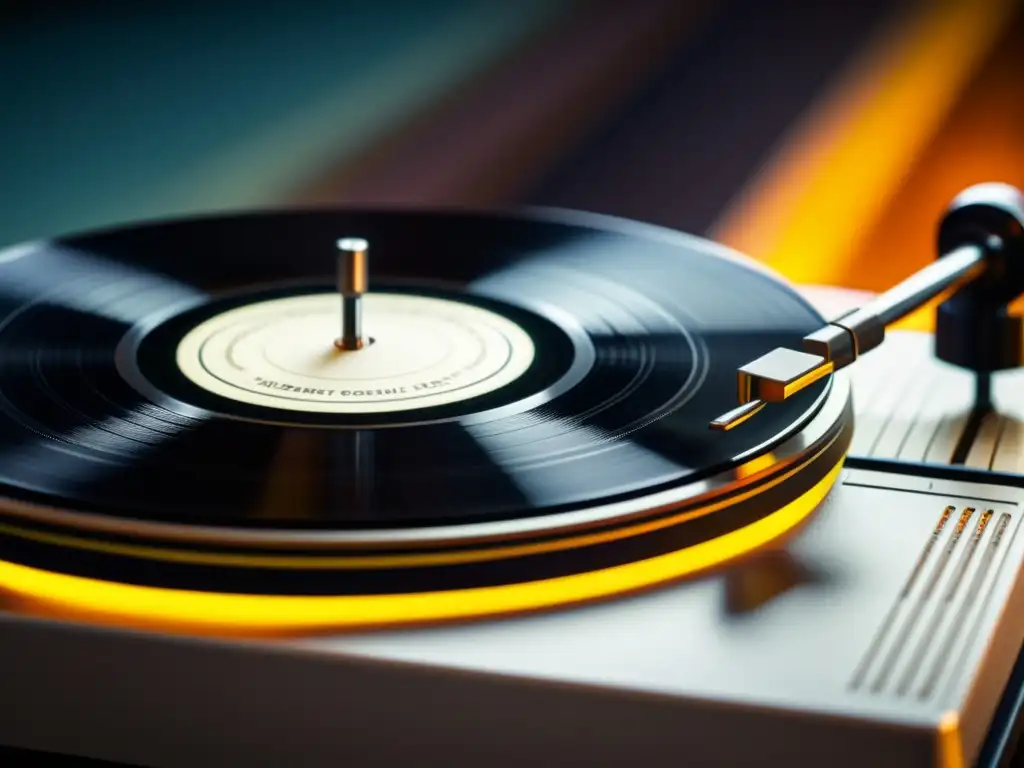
[{"left": 0, "top": 208, "right": 831, "bottom": 533}]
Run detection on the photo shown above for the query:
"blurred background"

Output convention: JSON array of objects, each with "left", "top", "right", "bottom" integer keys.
[{"left": 2, "top": 0, "right": 1022, "bottom": 328}]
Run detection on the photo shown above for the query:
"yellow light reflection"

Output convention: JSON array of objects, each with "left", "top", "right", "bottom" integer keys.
[{"left": 0, "top": 460, "right": 843, "bottom": 637}]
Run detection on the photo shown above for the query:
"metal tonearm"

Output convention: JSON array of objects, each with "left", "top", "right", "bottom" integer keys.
[{"left": 711, "top": 182, "right": 1024, "bottom": 431}]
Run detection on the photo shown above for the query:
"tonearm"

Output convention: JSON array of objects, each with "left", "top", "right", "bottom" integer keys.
[{"left": 711, "top": 182, "right": 1024, "bottom": 430}]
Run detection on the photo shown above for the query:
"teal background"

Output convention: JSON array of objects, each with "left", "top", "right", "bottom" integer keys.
[{"left": 0, "top": 2, "right": 568, "bottom": 246}]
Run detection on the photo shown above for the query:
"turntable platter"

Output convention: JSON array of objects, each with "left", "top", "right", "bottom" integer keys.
[{"left": 0, "top": 209, "right": 851, "bottom": 631}]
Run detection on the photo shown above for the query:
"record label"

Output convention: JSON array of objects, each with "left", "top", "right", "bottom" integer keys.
[{"left": 174, "top": 293, "right": 537, "bottom": 413}]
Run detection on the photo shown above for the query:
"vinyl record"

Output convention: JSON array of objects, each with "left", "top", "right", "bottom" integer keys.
[{"left": 0, "top": 209, "right": 851, "bottom": 627}]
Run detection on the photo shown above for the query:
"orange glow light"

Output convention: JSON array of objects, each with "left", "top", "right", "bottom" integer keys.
[{"left": 0, "top": 460, "right": 843, "bottom": 637}]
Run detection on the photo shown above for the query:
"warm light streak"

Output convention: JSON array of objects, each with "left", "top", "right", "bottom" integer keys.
[
  {"left": 0, "top": 460, "right": 843, "bottom": 636},
  {"left": 712, "top": 0, "right": 1013, "bottom": 296}
]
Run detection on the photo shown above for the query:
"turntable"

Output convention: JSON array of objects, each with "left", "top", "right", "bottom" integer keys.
[{"left": 0, "top": 183, "right": 1023, "bottom": 767}]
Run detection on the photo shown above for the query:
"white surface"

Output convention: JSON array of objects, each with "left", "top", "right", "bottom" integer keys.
[
  {"left": 846, "top": 331, "right": 1024, "bottom": 470},
  {"left": 800, "top": 284, "right": 1024, "bottom": 471},
  {"left": 312, "top": 469, "right": 1021, "bottom": 721}
]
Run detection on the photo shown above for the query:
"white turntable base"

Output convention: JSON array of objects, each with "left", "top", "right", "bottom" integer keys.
[{"left": 1, "top": 331, "right": 1023, "bottom": 768}]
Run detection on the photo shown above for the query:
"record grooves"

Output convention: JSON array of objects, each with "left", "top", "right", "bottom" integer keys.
[{"left": 0, "top": 207, "right": 852, "bottom": 631}]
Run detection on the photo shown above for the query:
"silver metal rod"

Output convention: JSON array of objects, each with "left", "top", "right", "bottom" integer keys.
[
  {"left": 851, "top": 243, "right": 984, "bottom": 330},
  {"left": 342, "top": 296, "right": 362, "bottom": 349},
  {"left": 335, "top": 237, "right": 368, "bottom": 351}
]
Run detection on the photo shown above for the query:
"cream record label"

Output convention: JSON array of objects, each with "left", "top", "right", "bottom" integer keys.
[{"left": 175, "top": 293, "right": 537, "bottom": 413}]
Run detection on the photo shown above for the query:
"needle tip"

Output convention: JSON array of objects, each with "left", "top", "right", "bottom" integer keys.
[{"left": 710, "top": 400, "right": 767, "bottom": 431}]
